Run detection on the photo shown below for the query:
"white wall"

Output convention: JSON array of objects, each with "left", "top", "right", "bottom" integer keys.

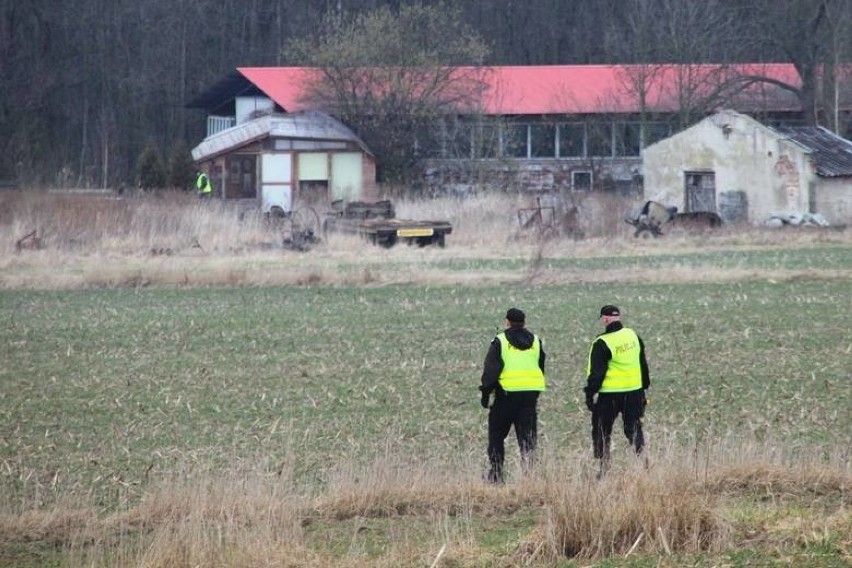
[
  {"left": 236, "top": 96, "right": 275, "bottom": 125},
  {"left": 260, "top": 153, "right": 292, "bottom": 214},
  {"left": 643, "top": 111, "right": 817, "bottom": 222},
  {"left": 813, "top": 178, "right": 852, "bottom": 224},
  {"left": 331, "top": 153, "right": 363, "bottom": 201}
]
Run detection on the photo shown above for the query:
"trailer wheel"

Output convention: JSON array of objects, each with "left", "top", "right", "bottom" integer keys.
[
  {"left": 436, "top": 233, "right": 446, "bottom": 248},
  {"left": 291, "top": 207, "right": 321, "bottom": 237}
]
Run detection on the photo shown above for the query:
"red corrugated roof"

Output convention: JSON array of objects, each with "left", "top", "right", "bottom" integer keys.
[
  {"left": 238, "top": 67, "right": 318, "bottom": 112},
  {"left": 238, "top": 64, "right": 804, "bottom": 116}
]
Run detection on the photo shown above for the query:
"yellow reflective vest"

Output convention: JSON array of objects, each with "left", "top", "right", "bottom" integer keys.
[
  {"left": 497, "top": 332, "right": 546, "bottom": 392},
  {"left": 587, "top": 327, "right": 642, "bottom": 393},
  {"left": 196, "top": 173, "right": 212, "bottom": 195}
]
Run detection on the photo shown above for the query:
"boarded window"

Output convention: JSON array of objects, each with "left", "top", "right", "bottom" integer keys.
[
  {"left": 299, "top": 153, "right": 328, "bottom": 181},
  {"left": 261, "top": 153, "right": 291, "bottom": 184},
  {"left": 298, "top": 153, "right": 329, "bottom": 206},
  {"left": 331, "top": 153, "right": 362, "bottom": 201},
  {"left": 260, "top": 153, "right": 292, "bottom": 214}
]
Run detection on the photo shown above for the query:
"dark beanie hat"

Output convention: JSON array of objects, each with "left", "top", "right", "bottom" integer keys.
[
  {"left": 600, "top": 305, "right": 620, "bottom": 317},
  {"left": 506, "top": 307, "right": 525, "bottom": 324}
]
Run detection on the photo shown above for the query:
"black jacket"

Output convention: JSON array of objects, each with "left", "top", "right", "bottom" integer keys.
[
  {"left": 480, "top": 326, "right": 546, "bottom": 397},
  {"left": 585, "top": 321, "right": 650, "bottom": 395}
]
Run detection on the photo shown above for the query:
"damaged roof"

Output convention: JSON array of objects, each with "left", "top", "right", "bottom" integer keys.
[
  {"left": 191, "top": 110, "right": 372, "bottom": 162},
  {"left": 774, "top": 126, "right": 852, "bottom": 177}
]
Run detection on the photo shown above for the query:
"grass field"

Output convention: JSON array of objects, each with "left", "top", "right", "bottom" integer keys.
[{"left": 1, "top": 192, "right": 850, "bottom": 566}]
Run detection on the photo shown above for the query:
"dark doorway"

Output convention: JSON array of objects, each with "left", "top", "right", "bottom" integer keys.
[
  {"left": 224, "top": 155, "right": 257, "bottom": 199},
  {"left": 684, "top": 171, "right": 716, "bottom": 212}
]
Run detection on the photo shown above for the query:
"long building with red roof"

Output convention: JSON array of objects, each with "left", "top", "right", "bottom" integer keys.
[
  {"left": 188, "top": 63, "right": 848, "bottom": 198},
  {"left": 233, "top": 63, "right": 804, "bottom": 116}
]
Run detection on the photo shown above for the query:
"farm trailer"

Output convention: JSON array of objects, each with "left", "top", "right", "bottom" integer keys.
[{"left": 323, "top": 200, "right": 452, "bottom": 248}]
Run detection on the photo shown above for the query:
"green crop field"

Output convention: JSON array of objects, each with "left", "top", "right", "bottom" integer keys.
[
  {"left": 2, "top": 277, "right": 850, "bottom": 489},
  {"left": 1, "top": 243, "right": 851, "bottom": 567}
]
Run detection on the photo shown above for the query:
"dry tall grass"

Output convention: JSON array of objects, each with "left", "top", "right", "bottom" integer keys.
[
  {"left": 1, "top": 439, "right": 848, "bottom": 566},
  {"left": 2, "top": 189, "right": 849, "bottom": 290},
  {"left": 0, "top": 190, "right": 274, "bottom": 255},
  {"left": 2, "top": 190, "right": 850, "bottom": 565}
]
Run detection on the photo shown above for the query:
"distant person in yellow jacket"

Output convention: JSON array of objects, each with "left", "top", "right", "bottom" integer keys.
[
  {"left": 584, "top": 305, "right": 650, "bottom": 475},
  {"left": 195, "top": 170, "right": 212, "bottom": 198},
  {"left": 479, "top": 308, "right": 547, "bottom": 484}
]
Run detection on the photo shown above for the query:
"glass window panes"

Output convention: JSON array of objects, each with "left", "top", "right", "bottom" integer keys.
[
  {"left": 473, "top": 123, "right": 500, "bottom": 159},
  {"left": 587, "top": 123, "right": 613, "bottom": 157},
  {"left": 559, "top": 123, "right": 585, "bottom": 157},
  {"left": 502, "top": 124, "right": 528, "bottom": 158},
  {"left": 644, "top": 122, "right": 671, "bottom": 147},
  {"left": 615, "top": 123, "right": 641, "bottom": 156},
  {"left": 444, "top": 120, "right": 472, "bottom": 158},
  {"left": 530, "top": 124, "right": 556, "bottom": 158},
  {"left": 413, "top": 123, "right": 442, "bottom": 158}
]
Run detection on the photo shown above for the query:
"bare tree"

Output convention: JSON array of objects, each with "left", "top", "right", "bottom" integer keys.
[
  {"left": 737, "top": 0, "right": 852, "bottom": 129},
  {"left": 286, "top": 3, "right": 489, "bottom": 185},
  {"left": 610, "top": 0, "right": 753, "bottom": 128},
  {"left": 822, "top": 0, "right": 852, "bottom": 134},
  {"left": 3, "top": 0, "right": 850, "bottom": 187}
]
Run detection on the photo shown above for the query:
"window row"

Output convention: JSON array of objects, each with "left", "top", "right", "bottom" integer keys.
[{"left": 423, "top": 121, "right": 672, "bottom": 160}]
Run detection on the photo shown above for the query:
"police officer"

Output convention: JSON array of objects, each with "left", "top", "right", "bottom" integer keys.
[
  {"left": 584, "top": 305, "right": 650, "bottom": 475},
  {"left": 195, "top": 170, "right": 212, "bottom": 198},
  {"left": 479, "top": 308, "right": 547, "bottom": 484}
]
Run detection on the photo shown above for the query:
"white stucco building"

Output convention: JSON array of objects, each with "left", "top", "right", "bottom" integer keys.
[{"left": 643, "top": 110, "right": 852, "bottom": 225}]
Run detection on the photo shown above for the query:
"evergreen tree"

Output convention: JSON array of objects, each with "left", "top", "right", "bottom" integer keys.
[
  {"left": 167, "top": 140, "right": 196, "bottom": 191},
  {"left": 135, "top": 144, "right": 166, "bottom": 190}
]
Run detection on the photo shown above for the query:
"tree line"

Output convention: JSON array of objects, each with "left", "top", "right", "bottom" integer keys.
[{"left": 1, "top": 0, "right": 850, "bottom": 188}]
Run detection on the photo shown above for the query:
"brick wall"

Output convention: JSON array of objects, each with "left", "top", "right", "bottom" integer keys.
[{"left": 419, "top": 158, "right": 643, "bottom": 196}]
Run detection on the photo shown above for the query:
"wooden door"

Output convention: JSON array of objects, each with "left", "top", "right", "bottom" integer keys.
[{"left": 684, "top": 171, "right": 716, "bottom": 213}]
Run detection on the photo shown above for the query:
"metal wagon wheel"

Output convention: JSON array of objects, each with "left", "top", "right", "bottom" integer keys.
[
  {"left": 291, "top": 207, "right": 321, "bottom": 238},
  {"left": 282, "top": 206, "right": 322, "bottom": 251}
]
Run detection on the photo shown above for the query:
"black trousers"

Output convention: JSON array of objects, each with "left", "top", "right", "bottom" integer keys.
[
  {"left": 487, "top": 391, "right": 539, "bottom": 482},
  {"left": 591, "top": 390, "right": 645, "bottom": 461}
]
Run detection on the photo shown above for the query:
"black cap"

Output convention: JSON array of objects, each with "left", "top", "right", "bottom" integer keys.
[
  {"left": 600, "top": 305, "right": 620, "bottom": 317},
  {"left": 505, "top": 308, "right": 525, "bottom": 324}
]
